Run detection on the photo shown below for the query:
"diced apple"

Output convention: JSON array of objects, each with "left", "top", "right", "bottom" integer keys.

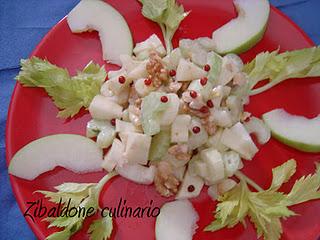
[
  {"left": 176, "top": 169, "right": 204, "bottom": 199},
  {"left": 162, "top": 48, "right": 182, "bottom": 69},
  {"left": 134, "top": 78, "right": 155, "bottom": 97},
  {"left": 171, "top": 115, "right": 191, "bottom": 143},
  {"left": 89, "top": 95, "right": 123, "bottom": 120},
  {"left": 188, "top": 157, "right": 209, "bottom": 180},
  {"left": 100, "top": 80, "right": 130, "bottom": 105},
  {"left": 210, "top": 85, "right": 231, "bottom": 108},
  {"left": 196, "top": 37, "right": 216, "bottom": 51},
  {"left": 188, "top": 118, "right": 208, "bottom": 150},
  {"left": 133, "top": 34, "right": 166, "bottom": 60},
  {"left": 200, "top": 148, "right": 225, "bottom": 184},
  {"left": 222, "top": 151, "right": 241, "bottom": 177},
  {"left": 116, "top": 164, "right": 155, "bottom": 185},
  {"left": 113, "top": 87, "right": 130, "bottom": 106},
  {"left": 127, "top": 60, "right": 148, "bottom": 80},
  {"left": 67, "top": 0, "right": 133, "bottom": 65},
  {"left": 205, "top": 128, "right": 229, "bottom": 152},
  {"left": 108, "top": 68, "right": 126, "bottom": 79},
  {"left": 217, "top": 54, "right": 243, "bottom": 85},
  {"left": 118, "top": 132, "right": 129, "bottom": 146},
  {"left": 115, "top": 119, "right": 138, "bottom": 133},
  {"left": 179, "top": 39, "right": 208, "bottom": 67},
  {"left": 211, "top": 108, "right": 233, "bottom": 128},
  {"left": 122, "top": 132, "right": 152, "bottom": 165},
  {"left": 108, "top": 74, "right": 131, "bottom": 95},
  {"left": 101, "top": 139, "right": 125, "bottom": 172},
  {"left": 100, "top": 80, "right": 113, "bottom": 97},
  {"left": 188, "top": 79, "right": 213, "bottom": 101},
  {"left": 120, "top": 54, "right": 140, "bottom": 72},
  {"left": 226, "top": 95, "right": 243, "bottom": 123},
  {"left": 159, "top": 94, "right": 180, "bottom": 126},
  {"left": 221, "top": 122, "right": 258, "bottom": 160},
  {"left": 217, "top": 58, "right": 236, "bottom": 86},
  {"left": 176, "top": 58, "right": 207, "bottom": 82}
]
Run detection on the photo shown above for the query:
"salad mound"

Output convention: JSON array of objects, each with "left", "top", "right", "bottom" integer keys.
[
  {"left": 10, "top": 0, "right": 320, "bottom": 240},
  {"left": 88, "top": 34, "right": 256, "bottom": 199}
]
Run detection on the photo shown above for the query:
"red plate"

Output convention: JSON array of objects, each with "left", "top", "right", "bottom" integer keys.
[{"left": 6, "top": 0, "right": 320, "bottom": 239}]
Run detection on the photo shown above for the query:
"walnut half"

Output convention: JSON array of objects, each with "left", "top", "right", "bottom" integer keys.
[{"left": 154, "top": 161, "right": 180, "bottom": 197}]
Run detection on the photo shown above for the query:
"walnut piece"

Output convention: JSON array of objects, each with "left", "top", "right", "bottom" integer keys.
[
  {"left": 134, "top": 98, "right": 142, "bottom": 108},
  {"left": 154, "top": 161, "right": 180, "bottom": 197},
  {"left": 146, "top": 51, "right": 168, "bottom": 88},
  {"left": 168, "top": 144, "right": 191, "bottom": 161}
]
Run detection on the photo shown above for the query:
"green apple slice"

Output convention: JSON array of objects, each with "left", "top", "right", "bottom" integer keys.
[
  {"left": 9, "top": 134, "right": 103, "bottom": 180},
  {"left": 212, "top": 0, "right": 270, "bottom": 55},
  {"left": 263, "top": 109, "right": 320, "bottom": 153},
  {"left": 67, "top": 0, "right": 133, "bottom": 65}
]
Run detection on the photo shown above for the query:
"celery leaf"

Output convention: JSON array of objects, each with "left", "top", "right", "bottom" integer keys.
[{"left": 15, "top": 57, "right": 106, "bottom": 118}]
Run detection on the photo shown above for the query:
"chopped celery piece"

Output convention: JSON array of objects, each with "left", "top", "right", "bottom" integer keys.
[
  {"left": 141, "top": 92, "right": 169, "bottom": 136},
  {"left": 149, "top": 129, "right": 171, "bottom": 161},
  {"left": 207, "top": 51, "right": 223, "bottom": 84}
]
